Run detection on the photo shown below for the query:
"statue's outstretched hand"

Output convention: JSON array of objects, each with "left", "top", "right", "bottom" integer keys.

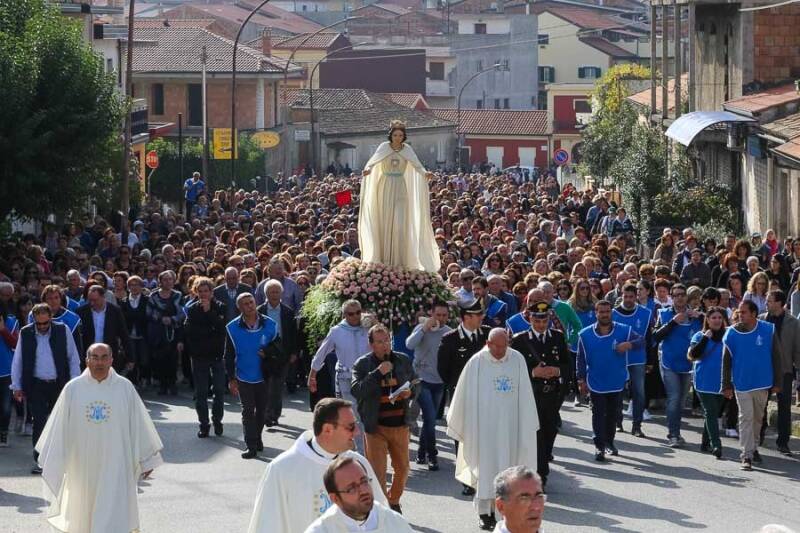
[{"left": 362, "top": 169, "right": 370, "bottom": 177}]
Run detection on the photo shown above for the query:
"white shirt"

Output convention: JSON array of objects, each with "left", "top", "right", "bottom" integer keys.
[
  {"left": 339, "top": 507, "right": 379, "bottom": 532},
  {"left": 91, "top": 306, "right": 106, "bottom": 343},
  {"left": 11, "top": 324, "right": 81, "bottom": 390},
  {"left": 460, "top": 325, "right": 477, "bottom": 343}
]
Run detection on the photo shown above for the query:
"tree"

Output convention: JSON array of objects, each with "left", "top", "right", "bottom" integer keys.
[{"left": 0, "top": 0, "right": 123, "bottom": 222}]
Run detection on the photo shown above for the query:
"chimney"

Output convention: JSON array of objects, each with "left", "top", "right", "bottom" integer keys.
[{"left": 261, "top": 28, "right": 272, "bottom": 55}]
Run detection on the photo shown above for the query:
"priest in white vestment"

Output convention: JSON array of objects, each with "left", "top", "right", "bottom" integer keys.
[
  {"left": 35, "top": 343, "right": 163, "bottom": 533},
  {"left": 248, "top": 398, "right": 385, "bottom": 533},
  {"left": 358, "top": 120, "right": 441, "bottom": 273},
  {"left": 447, "top": 328, "right": 539, "bottom": 530},
  {"left": 304, "top": 455, "right": 413, "bottom": 533}
]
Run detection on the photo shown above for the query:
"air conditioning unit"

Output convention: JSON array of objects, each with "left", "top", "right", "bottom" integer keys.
[{"left": 726, "top": 123, "right": 745, "bottom": 151}]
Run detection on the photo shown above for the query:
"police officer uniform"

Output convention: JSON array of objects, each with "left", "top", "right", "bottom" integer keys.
[{"left": 511, "top": 302, "right": 570, "bottom": 487}]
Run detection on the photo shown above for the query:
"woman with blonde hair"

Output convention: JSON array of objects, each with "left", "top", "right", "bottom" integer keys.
[{"left": 743, "top": 271, "right": 769, "bottom": 314}]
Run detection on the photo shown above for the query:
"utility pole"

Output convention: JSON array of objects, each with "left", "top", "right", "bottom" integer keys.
[
  {"left": 121, "top": 0, "right": 136, "bottom": 221},
  {"left": 201, "top": 45, "right": 209, "bottom": 179}
]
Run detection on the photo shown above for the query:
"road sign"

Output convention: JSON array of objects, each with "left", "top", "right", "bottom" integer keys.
[
  {"left": 212, "top": 128, "right": 238, "bottom": 160},
  {"left": 553, "top": 148, "right": 570, "bottom": 166},
  {"left": 252, "top": 131, "right": 280, "bottom": 149},
  {"left": 145, "top": 150, "right": 159, "bottom": 169}
]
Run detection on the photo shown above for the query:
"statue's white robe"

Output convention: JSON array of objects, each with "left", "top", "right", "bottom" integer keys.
[
  {"left": 35, "top": 369, "right": 163, "bottom": 533},
  {"left": 358, "top": 141, "right": 440, "bottom": 273}
]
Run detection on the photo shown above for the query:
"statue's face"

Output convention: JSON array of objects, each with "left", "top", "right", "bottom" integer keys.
[{"left": 390, "top": 129, "right": 405, "bottom": 145}]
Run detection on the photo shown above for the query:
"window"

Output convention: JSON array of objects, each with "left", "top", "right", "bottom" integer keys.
[
  {"left": 152, "top": 83, "right": 164, "bottom": 115},
  {"left": 494, "top": 98, "right": 501, "bottom": 109},
  {"left": 578, "top": 66, "right": 602, "bottom": 79},
  {"left": 474, "top": 23, "right": 487, "bottom": 34},
  {"left": 106, "top": 58, "right": 114, "bottom": 74},
  {"left": 187, "top": 83, "right": 202, "bottom": 126},
  {"left": 476, "top": 99, "right": 484, "bottom": 109},
  {"left": 503, "top": 98, "right": 510, "bottom": 109},
  {"left": 538, "top": 66, "right": 555, "bottom": 83},
  {"left": 538, "top": 34, "right": 549, "bottom": 45},
  {"left": 537, "top": 91, "right": 547, "bottom": 110},
  {"left": 574, "top": 99, "right": 591, "bottom": 113},
  {"left": 428, "top": 62, "right": 445, "bottom": 80}
]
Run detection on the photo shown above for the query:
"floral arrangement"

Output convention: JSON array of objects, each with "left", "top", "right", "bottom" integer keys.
[{"left": 300, "top": 258, "right": 454, "bottom": 351}]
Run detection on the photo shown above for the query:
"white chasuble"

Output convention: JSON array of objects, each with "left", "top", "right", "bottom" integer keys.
[
  {"left": 35, "top": 369, "right": 163, "bottom": 533},
  {"left": 358, "top": 141, "right": 441, "bottom": 273},
  {"left": 446, "top": 347, "right": 539, "bottom": 502},
  {"left": 248, "top": 431, "right": 386, "bottom": 533}
]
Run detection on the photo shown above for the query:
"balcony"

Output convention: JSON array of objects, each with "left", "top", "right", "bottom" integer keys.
[
  {"left": 51, "top": 0, "right": 124, "bottom": 15},
  {"left": 131, "top": 98, "right": 149, "bottom": 140},
  {"left": 553, "top": 119, "right": 581, "bottom": 133}
]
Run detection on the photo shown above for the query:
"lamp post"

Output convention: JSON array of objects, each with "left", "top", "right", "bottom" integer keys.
[
  {"left": 456, "top": 63, "right": 506, "bottom": 172},
  {"left": 307, "top": 42, "right": 368, "bottom": 176},
  {"left": 121, "top": 0, "right": 136, "bottom": 220},
  {"left": 231, "top": 0, "right": 273, "bottom": 187}
]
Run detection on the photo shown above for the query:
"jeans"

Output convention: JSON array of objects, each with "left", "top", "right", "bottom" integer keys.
[
  {"left": 0, "top": 376, "right": 11, "bottom": 433},
  {"left": 28, "top": 379, "right": 62, "bottom": 460},
  {"left": 238, "top": 380, "right": 268, "bottom": 450},
  {"left": 735, "top": 389, "right": 769, "bottom": 459},
  {"left": 618, "top": 365, "right": 646, "bottom": 427},
  {"left": 590, "top": 391, "right": 621, "bottom": 450},
  {"left": 191, "top": 358, "right": 226, "bottom": 429},
  {"left": 416, "top": 381, "right": 444, "bottom": 460},
  {"left": 336, "top": 371, "right": 364, "bottom": 455},
  {"left": 660, "top": 366, "right": 691, "bottom": 438},
  {"left": 776, "top": 372, "right": 795, "bottom": 447},
  {"left": 697, "top": 392, "right": 724, "bottom": 449}
]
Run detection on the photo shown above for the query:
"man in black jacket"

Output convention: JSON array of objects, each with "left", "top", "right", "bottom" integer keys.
[
  {"left": 213, "top": 267, "right": 251, "bottom": 323},
  {"left": 256, "top": 279, "right": 298, "bottom": 427},
  {"left": 76, "top": 285, "right": 131, "bottom": 373},
  {"left": 185, "top": 277, "right": 228, "bottom": 438},
  {"left": 351, "top": 325, "right": 418, "bottom": 515},
  {"left": 436, "top": 299, "right": 489, "bottom": 495}
]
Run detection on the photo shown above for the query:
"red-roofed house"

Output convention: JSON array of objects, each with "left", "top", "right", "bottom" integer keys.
[{"left": 429, "top": 109, "right": 550, "bottom": 168}]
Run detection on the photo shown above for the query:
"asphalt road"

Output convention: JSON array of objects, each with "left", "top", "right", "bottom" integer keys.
[{"left": 2, "top": 388, "right": 800, "bottom": 533}]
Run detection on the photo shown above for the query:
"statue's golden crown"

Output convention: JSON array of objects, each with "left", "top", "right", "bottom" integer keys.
[{"left": 389, "top": 119, "right": 406, "bottom": 129}]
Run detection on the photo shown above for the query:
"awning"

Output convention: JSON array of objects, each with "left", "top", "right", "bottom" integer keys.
[
  {"left": 327, "top": 141, "right": 356, "bottom": 150},
  {"left": 665, "top": 111, "right": 756, "bottom": 146}
]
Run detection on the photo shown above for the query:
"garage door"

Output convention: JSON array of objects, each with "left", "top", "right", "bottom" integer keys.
[
  {"left": 518, "top": 147, "right": 536, "bottom": 168},
  {"left": 486, "top": 146, "right": 504, "bottom": 168}
]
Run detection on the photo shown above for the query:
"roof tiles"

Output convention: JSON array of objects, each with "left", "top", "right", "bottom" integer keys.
[{"left": 428, "top": 108, "right": 549, "bottom": 136}]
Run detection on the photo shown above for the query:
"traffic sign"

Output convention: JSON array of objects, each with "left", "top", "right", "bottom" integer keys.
[
  {"left": 553, "top": 148, "right": 570, "bottom": 166},
  {"left": 212, "top": 128, "right": 238, "bottom": 160},
  {"left": 252, "top": 131, "right": 280, "bottom": 149},
  {"left": 145, "top": 150, "right": 159, "bottom": 169}
]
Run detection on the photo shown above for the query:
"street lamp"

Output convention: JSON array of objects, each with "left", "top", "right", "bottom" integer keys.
[
  {"left": 307, "top": 42, "right": 369, "bottom": 176},
  {"left": 231, "top": 0, "right": 273, "bottom": 187},
  {"left": 280, "top": 16, "right": 363, "bottom": 126},
  {"left": 456, "top": 62, "right": 507, "bottom": 171}
]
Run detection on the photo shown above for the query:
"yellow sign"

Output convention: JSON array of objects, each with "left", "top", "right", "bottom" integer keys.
[
  {"left": 212, "top": 128, "right": 238, "bottom": 160},
  {"left": 252, "top": 131, "right": 281, "bottom": 149}
]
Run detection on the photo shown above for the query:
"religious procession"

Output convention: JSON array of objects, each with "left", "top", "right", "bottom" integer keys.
[{"left": 3, "top": 116, "right": 800, "bottom": 533}]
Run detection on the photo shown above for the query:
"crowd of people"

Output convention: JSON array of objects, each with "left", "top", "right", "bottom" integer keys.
[{"left": 1, "top": 163, "right": 800, "bottom": 533}]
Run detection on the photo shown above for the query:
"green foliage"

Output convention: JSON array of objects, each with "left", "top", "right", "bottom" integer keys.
[
  {"left": 592, "top": 63, "right": 652, "bottom": 115},
  {"left": 610, "top": 122, "right": 667, "bottom": 242},
  {"left": 299, "top": 285, "right": 346, "bottom": 353},
  {"left": 146, "top": 134, "right": 266, "bottom": 203},
  {"left": 0, "top": 0, "right": 123, "bottom": 221},
  {"left": 651, "top": 185, "right": 738, "bottom": 233},
  {"left": 580, "top": 103, "right": 638, "bottom": 182}
]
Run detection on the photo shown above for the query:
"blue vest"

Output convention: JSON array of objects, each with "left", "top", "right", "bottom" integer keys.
[
  {"left": 30, "top": 308, "right": 80, "bottom": 334},
  {"left": 722, "top": 320, "right": 775, "bottom": 392},
  {"left": 226, "top": 314, "right": 278, "bottom": 383},
  {"left": 0, "top": 315, "right": 19, "bottom": 377},
  {"left": 20, "top": 322, "right": 70, "bottom": 396},
  {"left": 486, "top": 298, "right": 507, "bottom": 320},
  {"left": 690, "top": 331, "right": 724, "bottom": 394},
  {"left": 506, "top": 312, "right": 530, "bottom": 336},
  {"left": 571, "top": 308, "right": 597, "bottom": 350},
  {"left": 66, "top": 296, "right": 80, "bottom": 313},
  {"left": 578, "top": 323, "right": 632, "bottom": 393},
  {"left": 657, "top": 308, "right": 702, "bottom": 374},
  {"left": 613, "top": 305, "right": 651, "bottom": 366}
]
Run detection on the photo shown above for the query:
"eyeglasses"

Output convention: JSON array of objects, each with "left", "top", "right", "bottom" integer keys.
[
  {"left": 335, "top": 477, "right": 373, "bottom": 496},
  {"left": 335, "top": 422, "right": 357, "bottom": 433}
]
